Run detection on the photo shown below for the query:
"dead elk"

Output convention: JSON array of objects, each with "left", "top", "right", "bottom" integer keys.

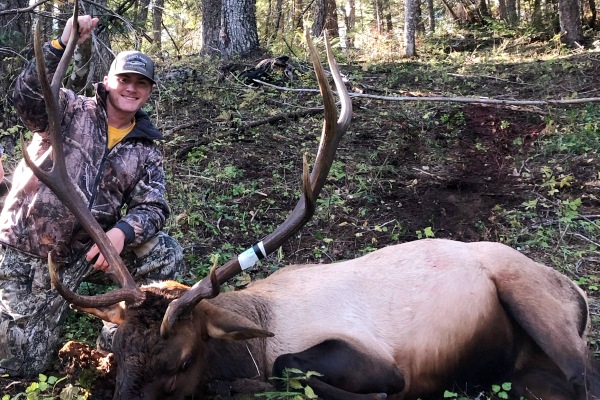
[{"left": 83, "top": 239, "right": 600, "bottom": 400}]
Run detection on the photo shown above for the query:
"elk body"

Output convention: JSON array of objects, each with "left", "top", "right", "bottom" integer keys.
[
  {"left": 27, "top": 7, "right": 598, "bottom": 400},
  {"left": 99, "top": 238, "right": 598, "bottom": 400}
]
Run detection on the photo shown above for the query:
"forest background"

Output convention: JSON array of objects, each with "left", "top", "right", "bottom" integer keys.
[{"left": 2, "top": 0, "right": 600, "bottom": 398}]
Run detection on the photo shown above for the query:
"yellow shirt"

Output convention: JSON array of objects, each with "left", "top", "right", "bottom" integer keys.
[
  {"left": 51, "top": 39, "right": 64, "bottom": 50},
  {"left": 108, "top": 121, "right": 135, "bottom": 149}
]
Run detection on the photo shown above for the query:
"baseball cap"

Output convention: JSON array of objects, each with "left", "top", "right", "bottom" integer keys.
[{"left": 108, "top": 51, "right": 156, "bottom": 84}]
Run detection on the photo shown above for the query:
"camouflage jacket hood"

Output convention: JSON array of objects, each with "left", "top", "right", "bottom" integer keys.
[{"left": 5, "top": 42, "right": 170, "bottom": 261}]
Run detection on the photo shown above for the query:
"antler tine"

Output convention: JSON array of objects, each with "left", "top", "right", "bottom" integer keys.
[
  {"left": 23, "top": 4, "right": 145, "bottom": 308},
  {"left": 48, "top": 252, "right": 145, "bottom": 307},
  {"left": 254, "top": 29, "right": 350, "bottom": 255},
  {"left": 310, "top": 30, "right": 352, "bottom": 188},
  {"left": 160, "top": 31, "right": 352, "bottom": 337}
]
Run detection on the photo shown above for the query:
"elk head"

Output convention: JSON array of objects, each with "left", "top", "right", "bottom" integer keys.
[{"left": 29, "top": 6, "right": 351, "bottom": 396}]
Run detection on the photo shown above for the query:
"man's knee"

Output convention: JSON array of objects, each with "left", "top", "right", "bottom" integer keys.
[
  {"left": 0, "top": 248, "right": 76, "bottom": 377},
  {"left": 158, "top": 233, "right": 184, "bottom": 266},
  {"left": 0, "top": 310, "right": 63, "bottom": 377},
  {"left": 132, "top": 232, "right": 186, "bottom": 281},
  {"left": 0, "top": 318, "right": 26, "bottom": 376}
]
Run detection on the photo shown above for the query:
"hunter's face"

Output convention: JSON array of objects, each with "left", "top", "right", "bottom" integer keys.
[{"left": 103, "top": 73, "right": 154, "bottom": 115}]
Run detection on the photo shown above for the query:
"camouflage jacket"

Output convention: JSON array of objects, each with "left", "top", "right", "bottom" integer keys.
[{"left": 5, "top": 42, "right": 170, "bottom": 262}]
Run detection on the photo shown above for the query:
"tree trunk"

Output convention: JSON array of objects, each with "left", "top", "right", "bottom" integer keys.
[
  {"left": 325, "top": 0, "right": 339, "bottom": 36},
  {"left": 416, "top": 0, "right": 425, "bottom": 34},
  {"left": 201, "top": 0, "right": 223, "bottom": 55},
  {"left": 404, "top": 0, "right": 417, "bottom": 56},
  {"left": 222, "top": 0, "right": 259, "bottom": 56},
  {"left": 138, "top": 0, "right": 151, "bottom": 40},
  {"left": 498, "top": 0, "right": 508, "bottom": 21},
  {"left": 558, "top": 0, "right": 584, "bottom": 45},
  {"left": 295, "top": 0, "right": 304, "bottom": 28},
  {"left": 374, "top": 0, "right": 383, "bottom": 33},
  {"left": 200, "top": 0, "right": 259, "bottom": 56},
  {"left": 274, "top": 0, "right": 284, "bottom": 37},
  {"left": 506, "top": 0, "right": 518, "bottom": 25},
  {"left": 312, "top": 0, "right": 339, "bottom": 37},
  {"left": 382, "top": 0, "right": 393, "bottom": 32},
  {"left": 439, "top": 0, "right": 461, "bottom": 22},
  {"left": 587, "top": 0, "right": 596, "bottom": 28},
  {"left": 532, "top": 0, "right": 543, "bottom": 28},
  {"left": 427, "top": 0, "right": 435, "bottom": 33},
  {"left": 264, "top": 0, "right": 273, "bottom": 39},
  {"left": 342, "top": 0, "right": 356, "bottom": 47},
  {"left": 152, "top": 0, "right": 164, "bottom": 53},
  {"left": 479, "top": 0, "right": 490, "bottom": 20},
  {"left": 548, "top": 0, "right": 560, "bottom": 32},
  {"left": 313, "top": 0, "right": 326, "bottom": 35}
]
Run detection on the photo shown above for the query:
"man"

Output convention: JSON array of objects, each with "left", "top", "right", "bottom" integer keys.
[{"left": 0, "top": 15, "right": 186, "bottom": 377}]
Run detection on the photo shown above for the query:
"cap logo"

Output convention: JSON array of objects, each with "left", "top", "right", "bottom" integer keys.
[{"left": 125, "top": 56, "right": 147, "bottom": 68}]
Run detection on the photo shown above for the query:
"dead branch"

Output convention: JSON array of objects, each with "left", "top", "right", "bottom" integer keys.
[
  {"left": 161, "top": 118, "right": 214, "bottom": 136},
  {"left": 83, "top": 0, "right": 153, "bottom": 43},
  {"left": 237, "top": 107, "right": 323, "bottom": 131},
  {"left": 174, "top": 139, "right": 210, "bottom": 160},
  {"left": 161, "top": 20, "right": 180, "bottom": 56},
  {"left": 161, "top": 107, "right": 323, "bottom": 138},
  {"left": 253, "top": 79, "right": 600, "bottom": 107},
  {"left": 531, "top": 215, "right": 600, "bottom": 228},
  {"left": 567, "top": 232, "right": 600, "bottom": 248},
  {"left": 0, "top": 0, "right": 48, "bottom": 15},
  {"left": 447, "top": 72, "right": 535, "bottom": 86}
]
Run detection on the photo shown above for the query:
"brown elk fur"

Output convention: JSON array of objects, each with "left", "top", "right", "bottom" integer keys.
[{"left": 88, "top": 239, "right": 599, "bottom": 399}]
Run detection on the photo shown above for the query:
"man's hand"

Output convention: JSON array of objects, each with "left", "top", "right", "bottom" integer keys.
[
  {"left": 86, "top": 227, "right": 126, "bottom": 271},
  {"left": 60, "top": 15, "right": 100, "bottom": 45}
]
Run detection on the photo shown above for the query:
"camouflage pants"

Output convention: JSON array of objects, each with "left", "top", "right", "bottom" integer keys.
[{"left": 0, "top": 231, "right": 186, "bottom": 377}]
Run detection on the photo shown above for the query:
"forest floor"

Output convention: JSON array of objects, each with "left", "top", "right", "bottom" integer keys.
[{"left": 3, "top": 31, "right": 600, "bottom": 399}]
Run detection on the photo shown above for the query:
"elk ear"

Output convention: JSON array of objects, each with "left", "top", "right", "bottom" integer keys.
[
  {"left": 74, "top": 302, "right": 127, "bottom": 325},
  {"left": 203, "top": 303, "right": 274, "bottom": 340}
]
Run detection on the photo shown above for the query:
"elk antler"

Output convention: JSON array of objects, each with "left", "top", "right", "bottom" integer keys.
[
  {"left": 23, "top": 4, "right": 145, "bottom": 308},
  {"left": 160, "top": 30, "right": 352, "bottom": 337}
]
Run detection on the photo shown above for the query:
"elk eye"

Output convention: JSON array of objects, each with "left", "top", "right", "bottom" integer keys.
[{"left": 180, "top": 356, "right": 193, "bottom": 373}]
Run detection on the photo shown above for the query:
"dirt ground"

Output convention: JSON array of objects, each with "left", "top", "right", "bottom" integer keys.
[{"left": 2, "top": 41, "right": 600, "bottom": 398}]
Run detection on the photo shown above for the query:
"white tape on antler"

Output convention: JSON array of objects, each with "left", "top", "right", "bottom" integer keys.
[{"left": 238, "top": 241, "right": 267, "bottom": 270}]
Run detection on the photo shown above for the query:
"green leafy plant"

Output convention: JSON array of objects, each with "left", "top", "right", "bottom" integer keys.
[
  {"left": 1, "top": 373, "right": 90, "bottom": 400},
  {"left": 442, "top": 382, "right": 520, "bottom": 400},
  {"left": 443, "top": 389, "right": 469, "bottom": 399},
  {"left": 255, "top": 368, "right": 321, "bottom": 399},
  {"left": 491, "top": 382, "right": 512, "bottom": 399},
  {"left": 62, "top": 303, "right": 103, "bottom": 345},
  {"left": 416, "top": 226, "right": 435, "bottom": 239}
]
